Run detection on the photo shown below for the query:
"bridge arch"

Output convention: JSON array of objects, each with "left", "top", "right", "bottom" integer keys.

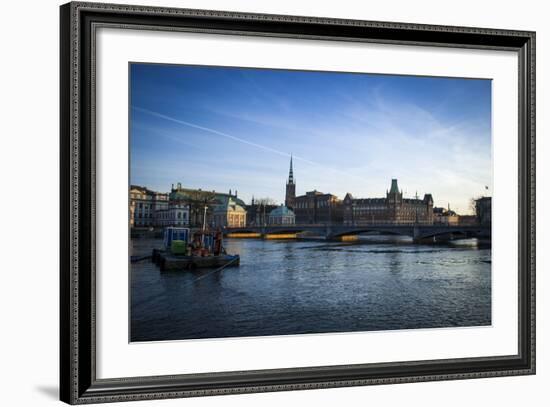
[{"left": 417, "top": 228, "right": 481, "bottom": 240}]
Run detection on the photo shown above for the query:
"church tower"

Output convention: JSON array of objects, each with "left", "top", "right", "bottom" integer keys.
[{"left": 285, "top": 155, "right": 296, "bottom": 210}]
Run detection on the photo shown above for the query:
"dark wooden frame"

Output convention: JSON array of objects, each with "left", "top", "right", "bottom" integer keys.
[{"left": 60, "top": 1, "right": 536, "bottom": 404}]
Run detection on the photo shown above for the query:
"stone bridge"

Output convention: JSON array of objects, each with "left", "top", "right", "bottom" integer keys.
[{"left": 224, "top": 223, "right": 490, "bottom": 243}]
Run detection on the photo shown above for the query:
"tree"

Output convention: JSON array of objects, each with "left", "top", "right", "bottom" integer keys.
[
  {"left": 254, "top": 197, "right": 278, "bottom": 206},
  {"left": 183, "top": 190, "right": 217, "bottom": 227}
]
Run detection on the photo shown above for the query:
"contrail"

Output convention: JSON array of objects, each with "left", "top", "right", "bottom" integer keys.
[
  {"left": 132, "top": 106, "right": 364, "bottom": 180},
  {"left": 132, "top": 106, "right": 319, "bottom": 165}
]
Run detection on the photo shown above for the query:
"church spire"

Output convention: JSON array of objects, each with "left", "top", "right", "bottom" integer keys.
[
  {"left": 285, "top": 154, "right": 296, "bottom": 210},
  {"left": 288, "top": 154, "right": 294, "bottom": 184}
]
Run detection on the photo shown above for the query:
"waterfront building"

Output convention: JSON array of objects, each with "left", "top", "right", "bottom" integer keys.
[
  {"left": 169, "top": 183, "right": 246, "bottom": 227},
  {"left": 294, "top": 191, "right": 343, "bottom": 224},
  {"left": 168, "top": 183, "right": 247, "bottom": 228},
  {"left": 212, "top": 195, "right": 247, "bottom": 228},
  {"left": 343, "top": 179, "right": 434, "bottom": 225},
  {"left": 458, "top": 215, "right": 478, "bottom": 226},
  {"left": 246, "top": 197, "right": 278, "bottom": 226},
  {"left": 268, "top": 205, "right": 296, "bottom": 225},
  {"left": 433, "top": 206, "right": 459, "bottom": 226},
  {"left": 131, "top": 182, "right": 248, "bottom": 229},
  {"left": 154, "top": 202, "right": 190, "bottom": 227},
  {"left": 475, "top": 196, "right": 492, "bottom": 226},
  {"left": 285, "top": 155, "right": 296, "bottom": 210},
  {"left": 130, "top": 185, "right": 168, "bottom": 228}
]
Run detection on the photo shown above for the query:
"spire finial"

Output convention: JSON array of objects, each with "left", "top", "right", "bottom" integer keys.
[{"left": 288, "top": 154, "right": 294, "bottom": 184}]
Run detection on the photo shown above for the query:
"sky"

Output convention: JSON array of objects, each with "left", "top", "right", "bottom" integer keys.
[{"left": 130, "top": 63, "right": 492, "bottom": 215}]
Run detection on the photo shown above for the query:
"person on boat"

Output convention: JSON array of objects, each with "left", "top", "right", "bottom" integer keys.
[
  {"left": 190, "top": 233, "right": 202, "bottom": 256},
  {"left": 213, "top": 229, "right": 222, "bottom": 256}
]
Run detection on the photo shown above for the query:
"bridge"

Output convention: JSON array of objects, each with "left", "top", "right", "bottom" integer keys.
[{"left": 224, "top": 223, "right": 491, "bottom": 243}]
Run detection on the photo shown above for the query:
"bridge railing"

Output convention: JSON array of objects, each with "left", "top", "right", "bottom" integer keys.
[{"left": 224, "top": 221, "right": 486, "bottom": 231}]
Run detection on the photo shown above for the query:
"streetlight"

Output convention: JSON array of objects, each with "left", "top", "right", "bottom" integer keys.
[{"left": 202, "top": 205, "right": 208, "bottom": 245}]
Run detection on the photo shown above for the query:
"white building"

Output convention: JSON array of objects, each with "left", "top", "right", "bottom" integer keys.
[
  {"left": 155, "top": 202, "right": 190, "bottom": 227},
  {"left": 268, "top": 205, "right": 295, "bottom": 225},
  {"left": 130, "top": 185, "right": 168, "bottom": 227}
]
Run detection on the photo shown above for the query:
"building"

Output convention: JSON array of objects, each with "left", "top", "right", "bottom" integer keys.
[
  {"left": 212, "top": 195, "right": 247, "bottom": 228},
  {"left": 168, "top": 182, "right": 248, "bottom": 228},
  {"left": 130, "top": 183, "right": 248, "bottom": 229},
  {"left": 285, "top": 155, "right": 296, "bottom": 210},
  {"left": 268, "top": 205, "right": 295, "bottom": 225},
  {"left": 130, "top": 183, "right": 250, "bottom": 228},
  {"left": 168, "top": 182, "right": 217, "bottom": 227},
  {"left": 343, "top": 179, "right": 434, "bottom": 225},
  {"left": 433, "top": 206, "right": 459, "bottom": 226},
  {"left": 246, "top": 197, "right": 278, "bottom": 226},
  {"left": 475, "top": 196, "right": 492, "bottom": 226},
  {"left": 458, "top": 215, "right": 478, "bottom": 226},
  {"left": 129, "top": 185, "right": 168, "bottom": 228},
  {"left": 294, "top": 191, "right": 343, "bottom": 224},
  {"left": 154, "top": 201, "right": 190, "bottom": 227}
]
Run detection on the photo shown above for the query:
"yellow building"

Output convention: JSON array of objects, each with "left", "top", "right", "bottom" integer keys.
[{"left": 212, "top": 196, "right": 247, "bottom": 227}]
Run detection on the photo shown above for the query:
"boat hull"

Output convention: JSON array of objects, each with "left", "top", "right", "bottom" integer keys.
[{"left": 154, "top": 251, "right": 240, "bottom": 271}]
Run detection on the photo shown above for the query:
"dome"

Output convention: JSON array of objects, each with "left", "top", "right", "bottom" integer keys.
[{"left": 269, "top": 205, "right": 295, "bottom": 217}]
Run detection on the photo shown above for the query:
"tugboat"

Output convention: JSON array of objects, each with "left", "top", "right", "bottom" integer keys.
[{"left": 152, "top": 227, "right": 240, "bottom": 271}]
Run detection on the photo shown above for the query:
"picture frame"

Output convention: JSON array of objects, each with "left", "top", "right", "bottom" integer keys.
[{"left": 60, "top": 1, "right": 536, "bottom": 404}]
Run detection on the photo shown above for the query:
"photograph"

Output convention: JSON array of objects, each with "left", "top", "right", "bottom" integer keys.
[{"left": 129, "top": 63, "right": 493, "bottom": 342}]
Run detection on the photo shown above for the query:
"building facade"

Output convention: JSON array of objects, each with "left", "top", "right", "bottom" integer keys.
[
  {"left": 129, "top": 185, "right": 168, "bottom": 228},
  {"left": 169, "top": 182, "right": 248, "bottom": 228},
  {"left": 246, "top": 198, "right": 278, "bottom": 226},
  {"left": 475, "top": 196, "right": 492, "bottom": 226},
  {"left": 343, "top": 179, "right": 434, "bottom": 225},
  {"left": 433, "top": 206, "right": 459, "bottom": 226},
  {"left": 130, "top": 183, "right": 248, "bottom": 229},
  {"left": 268, "top": 205, "right": 296, "bottom": 225},
  {"left": 212, "top": 195, "right": 247, "bottom": 228},
  {"left": 294, "top": 191, "right": 343, "bottom": 224},
  {"left": 154, "top": 202, "right": 190, "bottom": 227},
  {"left": 458, "top": 215, "right": 478, "bottom": 226}
]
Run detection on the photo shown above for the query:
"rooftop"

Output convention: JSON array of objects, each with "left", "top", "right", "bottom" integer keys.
[{"left": 269, "top": 205, "right": 295, "bottom": 217}]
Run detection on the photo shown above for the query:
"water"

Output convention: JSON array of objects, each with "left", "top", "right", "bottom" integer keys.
[{"left": 130, "top": 237, "right": 491, "bottom": 342}]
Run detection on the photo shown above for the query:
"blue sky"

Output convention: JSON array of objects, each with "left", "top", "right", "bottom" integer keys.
[{"left": 130, "top": 63, "right": 492, "bottom": 214}]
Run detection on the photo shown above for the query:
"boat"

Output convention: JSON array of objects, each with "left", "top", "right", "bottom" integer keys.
[
  {"left": 152, "top": 227, "right": 240, "bottom": 271},
  {"left": 157, "top": 253, "right": 240, "bottom": 271}
]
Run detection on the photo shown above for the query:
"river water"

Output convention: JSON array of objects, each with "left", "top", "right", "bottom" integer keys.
[{"left": 130, "top": 237, "right": 491, "bottom": 342}]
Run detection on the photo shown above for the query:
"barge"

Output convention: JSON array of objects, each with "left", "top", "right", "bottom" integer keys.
[{"left": 151, "top": 227, "right": 240, "bottom": 271}]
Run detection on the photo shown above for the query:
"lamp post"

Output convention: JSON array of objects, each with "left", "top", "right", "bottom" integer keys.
[
  {"left": 202, "top": 205, "right": 208, "bottom": 231},
  {"left": 202, "top": 205, "right": 208, "bottom": 245}
]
